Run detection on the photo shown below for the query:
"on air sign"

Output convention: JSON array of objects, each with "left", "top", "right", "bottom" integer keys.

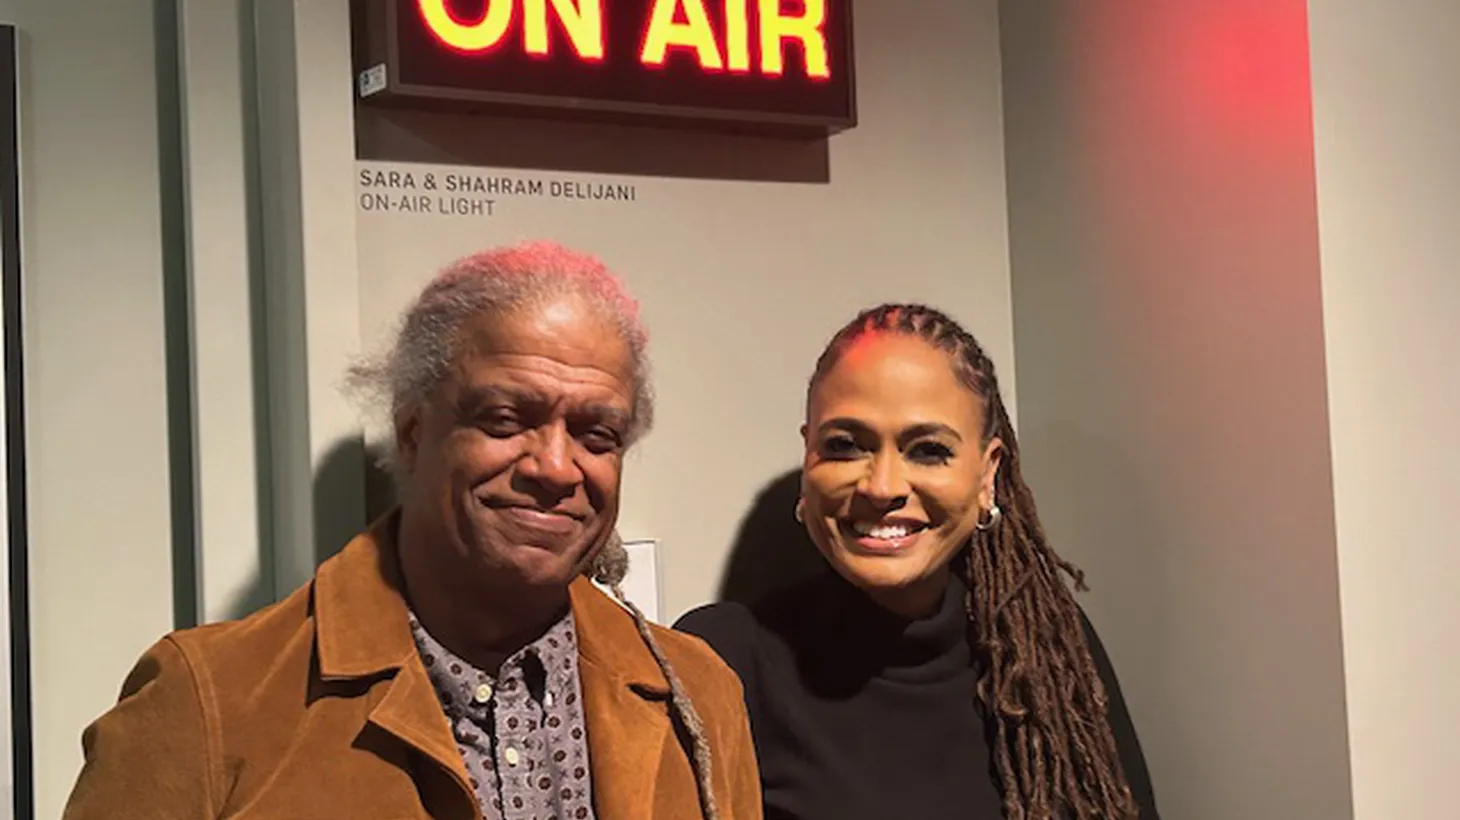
[{"left": 352, "top": 0, "right": 857, "bottom": 136}]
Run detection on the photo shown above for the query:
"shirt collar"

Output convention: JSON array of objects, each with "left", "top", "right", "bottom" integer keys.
[{"left": 408, "top": 606, "right": 582, "bottom": 717}]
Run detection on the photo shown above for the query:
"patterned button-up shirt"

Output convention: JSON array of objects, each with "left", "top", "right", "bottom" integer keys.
[{"left": 409, "top": 609, "right": 597, "bottom": 820}]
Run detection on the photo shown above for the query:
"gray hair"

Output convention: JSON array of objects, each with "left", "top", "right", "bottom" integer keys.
[{"left": 347, "top": 240, "right": 655, "bottom": 475}]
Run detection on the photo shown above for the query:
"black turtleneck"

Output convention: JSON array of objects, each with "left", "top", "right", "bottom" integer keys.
[{"left": 674, "top": 570, "right": 1160, "bottom": 820}]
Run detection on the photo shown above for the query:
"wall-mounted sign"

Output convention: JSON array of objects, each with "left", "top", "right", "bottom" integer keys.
[{"left": 351, "top": 0, "right": 857, "bottom": 137}]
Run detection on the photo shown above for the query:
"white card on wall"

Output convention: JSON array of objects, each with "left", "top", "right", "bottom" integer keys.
[{"left": 594, "top": 538, "right": 662, "bottom": 625}]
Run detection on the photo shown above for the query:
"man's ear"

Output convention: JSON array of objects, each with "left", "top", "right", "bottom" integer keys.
[
  {"left": 394, "top": 407, "right": 422, "bottom": 474},
  {"left": 800, "top": 423, "right": 809, "bottom": 443}
]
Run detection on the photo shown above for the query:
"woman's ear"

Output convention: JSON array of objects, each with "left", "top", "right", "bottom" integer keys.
[{"left": 981, "top": 437, "right": 1004, "bottom": 508}]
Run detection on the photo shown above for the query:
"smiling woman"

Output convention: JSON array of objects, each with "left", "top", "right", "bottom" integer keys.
[
  {"left": 798, "top": 331, "right": 999, "bottom": 619},
  {"left": 676, "top": 304, "right": 1161, "bottom": 820}
]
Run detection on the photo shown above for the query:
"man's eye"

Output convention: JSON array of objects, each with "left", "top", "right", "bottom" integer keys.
[
  {"left": 820, "top": 436, "right": 860, "bottom": 459},
  {"left": 480, "top": 410, "right": 522, "bottom": 435},
  {"left": 908, "top": 441, "right": 954, "bottom": 465},
  {"left": 581, "top": 428, "right": 624, "bottom": 454}
]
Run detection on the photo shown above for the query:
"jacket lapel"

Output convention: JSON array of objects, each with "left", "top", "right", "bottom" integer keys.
[
  {"left": 570, "top": 579, "right": 675, "bottom": 820},
  {"left": 313, "top": 514, "right": 478, "bottom": 817}
]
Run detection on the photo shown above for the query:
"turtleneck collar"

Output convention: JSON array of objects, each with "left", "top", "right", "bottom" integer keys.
[{"left": 800, "top": 569, "right": 973, "bottom": 687}]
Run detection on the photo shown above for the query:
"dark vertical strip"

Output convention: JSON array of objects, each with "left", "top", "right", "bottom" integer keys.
[
  {"left": 0, "top": 23, "right": 33, "bottom": 820},
  {"left": 239, "top": 0, "right": 277, "bottom": 603},
  {"left": 154, "top": 0, "right": 201, "bottom": 630}
]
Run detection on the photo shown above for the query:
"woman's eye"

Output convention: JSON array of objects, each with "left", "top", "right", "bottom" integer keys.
[
  {"left": 908, "top": 441, "right": 954, "bottom": 465},
  {"left": 820, "top": 436, "right": 861, "bottom": 459}
]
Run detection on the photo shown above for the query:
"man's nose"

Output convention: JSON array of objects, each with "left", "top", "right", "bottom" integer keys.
[{"left": 516, "top": 424, "right": 584, "bottom": 497}]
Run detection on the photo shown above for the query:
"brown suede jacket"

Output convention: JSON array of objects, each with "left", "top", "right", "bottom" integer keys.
[{"left": 63, "top": 517, "right": 762, "bottom": 820}]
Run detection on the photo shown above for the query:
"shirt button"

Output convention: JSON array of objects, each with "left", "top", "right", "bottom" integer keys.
[
  {"left": 473, "top": 682, "right": 493, "bottom": 704},
  {"left": 504, "top": 746, "right": 521, "bottom": 767},
  {"left": 544, "top": 691, "right": 555, "bottom": 708}
]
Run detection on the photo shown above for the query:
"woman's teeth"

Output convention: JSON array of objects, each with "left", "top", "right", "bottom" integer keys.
[{"left": 852, "top": 521, "right": 923, "bottom": 539}]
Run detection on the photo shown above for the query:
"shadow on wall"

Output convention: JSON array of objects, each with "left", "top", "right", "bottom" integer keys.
[
  {"left": 211, "top": 435, "right": 391, "bottom": 622},
  {"left": 315, "top": 435, "right": 399, "bottom": 567},
  {"left": 718, "top": 468, "right": 829, "bottom": 607},
  {"left": 210, "top": 434, "right": 394, "bottom": 618}
]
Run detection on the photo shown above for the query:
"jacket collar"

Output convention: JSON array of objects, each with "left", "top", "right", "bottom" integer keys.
[
  {"left": 568, "top": 574, "right": 672, "bottom": 696},
  {"left": 312, "top": 512, "right": 679, "bottom": 820},
  {"left": 313, "top": 512, "right": 418, "bottom": 680},
  {"left": 313, "top": 510, "right": 672, "bottom": 696}
]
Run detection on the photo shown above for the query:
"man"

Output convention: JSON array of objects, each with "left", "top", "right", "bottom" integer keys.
[{"left": 64, "top": 241, "right": 761, "bottom": 820}]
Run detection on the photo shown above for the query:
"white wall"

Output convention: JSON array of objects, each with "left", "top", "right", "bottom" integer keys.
[
  {"left": 0, "top": 2, "right": 177, "bottom": 816},
  {"left": 351, "top": 0, "right": 1016, "bottom": 622},
  {"left": 177, "top": 0, "right": 271, "bottom": 625},
  {"left": 1309, "top": 3, "right": 1460, "bottom": 817},
  {"left": 999, "top": 2, "right": 1353, "bottom": 818}
]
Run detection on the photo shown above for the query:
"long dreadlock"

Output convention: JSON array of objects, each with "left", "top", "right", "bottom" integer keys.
[
  {"left": 589, "top": 533, "right": 721, "bottom": 820},
  {"left": 809, "top": 304, "right": 1139, "bottom": 820}
]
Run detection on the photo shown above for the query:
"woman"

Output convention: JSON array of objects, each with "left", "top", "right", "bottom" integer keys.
[{"left": 676, "top": 304, "right": 1159, "bottom": 820}]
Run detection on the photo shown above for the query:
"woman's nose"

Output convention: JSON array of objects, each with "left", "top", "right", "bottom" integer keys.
[{"left": 857, "top": 450, "right": 909, "bottom": 507}]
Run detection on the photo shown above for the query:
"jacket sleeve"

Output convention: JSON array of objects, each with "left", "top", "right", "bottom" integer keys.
[{"left": 62, "top": 637, "right": 218, "bottom": 820}]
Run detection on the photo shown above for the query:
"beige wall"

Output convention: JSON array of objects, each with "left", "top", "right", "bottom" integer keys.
[
  {"left": 1309, "top": 3, "right": 1460, "bottom": 817},
  {"left": 21, "top": 1, "right": 1460, "bottom": 816},
  {"left": 0, "top": 2, "right": 177, "bottom": 816},
  {"left": 1000, "top": 2, "right": 1353, "bottom": 817},
  {"left": 351, "top": 0, "right": 1016, "bottom": 623}
]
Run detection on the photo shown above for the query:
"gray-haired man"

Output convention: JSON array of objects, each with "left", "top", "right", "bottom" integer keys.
[{"left": 65, "top": 241, "right": 761, "bottom": 820}]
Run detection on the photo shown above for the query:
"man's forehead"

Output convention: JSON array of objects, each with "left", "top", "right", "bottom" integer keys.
[{"left": 452, "top": 368, "right": 633, "bottom": 419}]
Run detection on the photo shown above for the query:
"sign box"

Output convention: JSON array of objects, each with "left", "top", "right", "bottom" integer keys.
[{"left": 351, "top": 0, "right": 857, "bottom": 137}]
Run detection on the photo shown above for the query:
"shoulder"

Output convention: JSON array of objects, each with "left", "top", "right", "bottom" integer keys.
[
  {"left": 672, "top": 600, "right": 762, "bottom": 676},
  {"left": 166, "top": 582, "right": 314, "bottom": 676},
  {"left": 146, "top": 582, "right": 316, "bottom": 728},
  {"left": 1075, "top": 604, "right": 1161, "bottom": 816},
  {"left": 1073, "top": 605, "right": 1121, "bottom": 692},
  {"left": 672, "top": 573, "right": 842, "bottom": 683},
  {"left": 67, "top": 585, "right": 318, "bottom": 817}
]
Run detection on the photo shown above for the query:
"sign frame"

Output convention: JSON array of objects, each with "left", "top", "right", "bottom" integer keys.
[{"left": 351, "top": 0, "right": 858, "bottom": 138}]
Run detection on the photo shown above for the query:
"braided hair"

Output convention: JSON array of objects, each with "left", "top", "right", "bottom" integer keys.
[
  {"left": 589, "top": 535, "right": 720, "bottom": 820},
  {"left": 808, "top": 304, "right": 1139, "bottom": 820}
]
